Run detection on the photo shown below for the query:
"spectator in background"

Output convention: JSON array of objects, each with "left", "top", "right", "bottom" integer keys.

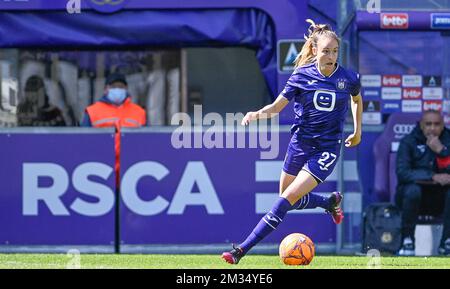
[
  {"left": 17, "top": 75, "right": 66, "bottom": 126},
  {"left": 81, "top": 72, "right": 146, "bottom": 185},
  {"left": 396, "top": 110, "right": 450, "bottom": 256}
]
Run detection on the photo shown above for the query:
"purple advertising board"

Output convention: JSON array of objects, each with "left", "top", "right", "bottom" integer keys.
[
  {"left": 0, "top": 127, "right": 362, "bottom": 252},
  {"left": 357, "top": 11, "right": 450, "bottom": 31},
  {"left": 0, "top": 129, "right": 116, "bottom": 248},
  {"left": 119, "top": 128, "right": 343, "bottom": 248}
]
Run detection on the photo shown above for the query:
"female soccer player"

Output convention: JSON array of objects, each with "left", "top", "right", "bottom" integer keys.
[{"left": 222, "top": 19, "right": 363, "bottom": 264}]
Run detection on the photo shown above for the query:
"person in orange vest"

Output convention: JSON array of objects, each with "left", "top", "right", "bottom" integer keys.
[{"left": 81, "top": 72, "right": 146, "bottom": 185}]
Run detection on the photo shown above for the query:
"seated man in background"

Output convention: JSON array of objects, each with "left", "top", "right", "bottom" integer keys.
[
  {"left": 396, "top": 110, "right": 450, "bottom": 256},
  {"left": 17, "top": 75, "right": 66, "bottom": 127},
  {"left": 81, "top": 72, "right": 146, "bottom": 185}
]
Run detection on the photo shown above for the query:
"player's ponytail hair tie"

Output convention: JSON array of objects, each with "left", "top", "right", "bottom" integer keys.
[
  {"left": 294, "top": 19, "right": 340, "bottom": 68},
  {"left": 305, "top": 19, "right": 332, "bottom": 39}
]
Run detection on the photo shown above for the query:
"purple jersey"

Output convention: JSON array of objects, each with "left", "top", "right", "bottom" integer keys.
[{"left": 281, "top": 63, "right": 361, "bottom": 142}]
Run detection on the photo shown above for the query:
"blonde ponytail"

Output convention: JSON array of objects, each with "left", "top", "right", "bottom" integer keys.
[{"left": 294, "top": 19, "right": 340, "bottom": 68}]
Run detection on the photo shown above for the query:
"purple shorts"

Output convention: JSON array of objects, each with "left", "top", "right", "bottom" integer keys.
[{"left": 282, "top": 136, "right": 342, "bottom": 183}]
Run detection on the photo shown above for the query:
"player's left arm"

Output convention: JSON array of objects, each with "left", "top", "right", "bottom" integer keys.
[{"left": 345, "top": 93, "right": 363, "bottom": 147}]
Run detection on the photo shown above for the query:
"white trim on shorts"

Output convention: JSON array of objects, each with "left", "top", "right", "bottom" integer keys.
[{"left": 301, "top": 168, "right": 324, "bottom": 183}]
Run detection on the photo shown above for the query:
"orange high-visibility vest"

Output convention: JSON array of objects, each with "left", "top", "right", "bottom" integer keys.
[{"left": 86, "top": 98, "right": 146, "bottom": 185}]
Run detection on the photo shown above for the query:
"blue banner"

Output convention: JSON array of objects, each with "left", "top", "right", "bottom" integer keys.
[
  {"left": 0, "top": 129, "right": 116, "bottom": 246},
  {"left": 431, "top": 13, "right": 450, "bottom": 29},
  {"left": 119, "top": 129, "right": 361, "bottom": 246}
]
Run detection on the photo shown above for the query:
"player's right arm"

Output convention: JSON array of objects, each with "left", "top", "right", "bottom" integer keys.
[{"left": 241, "top": 95, "right": 290, "bottom": 126}]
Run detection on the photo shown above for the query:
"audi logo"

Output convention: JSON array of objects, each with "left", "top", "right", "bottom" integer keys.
[{"left": 393, "top": 124, "right": 416, "bottom": 134}]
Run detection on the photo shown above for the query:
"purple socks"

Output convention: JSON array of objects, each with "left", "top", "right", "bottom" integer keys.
[
  {"left": 293, "top": 192, "right": 330, "bottom": 210},
  {"left": 238, "top": 193, "right": 331, "bottom": 255},
  {"left": 239, "top": 197, "right": 292, "bottom": 254}
]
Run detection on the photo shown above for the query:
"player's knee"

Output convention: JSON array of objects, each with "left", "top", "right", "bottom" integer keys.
[{"left": 280, "top": 190, "right": 300, "bottom": 206}]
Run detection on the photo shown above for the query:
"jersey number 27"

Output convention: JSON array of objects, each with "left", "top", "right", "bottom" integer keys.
[{"left": 318, "top": 152, "right": 337, "bottom": 171}]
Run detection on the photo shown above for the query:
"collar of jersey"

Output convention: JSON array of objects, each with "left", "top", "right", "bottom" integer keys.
[{"left": 315, "top": 63, "right": 339, "bottom": 78}]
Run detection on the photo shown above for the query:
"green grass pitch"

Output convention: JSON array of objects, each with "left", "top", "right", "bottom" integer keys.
[{"left": 0, "top": 254, "right": 449, "bottom": 269}]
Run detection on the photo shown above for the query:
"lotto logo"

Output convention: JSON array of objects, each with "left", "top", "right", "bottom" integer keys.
[
  {"left": 423, "top": 100, "right": 443, "bottom": 111},
  {"left": 403, "top": 88, "right": 422, "bottom": 99},
  {"left": 382, "top": 75, "right": 401, "bottom": 87},
  {"left": 381, "top": 13, "right": 409, "bottom": 29}
]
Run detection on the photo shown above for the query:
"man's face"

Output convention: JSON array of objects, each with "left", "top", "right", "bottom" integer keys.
[
  {"left": 25, "top": 87, "right": 45, "bottom": 107},
  {"left": 420, "top": 112, "right": 444, "bottom": 138}
]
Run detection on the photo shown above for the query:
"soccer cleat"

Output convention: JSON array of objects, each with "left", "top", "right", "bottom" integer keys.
[
  {"left": 398, "top": 237, "right": 415, "bottom": 256},
  {"left": 326, "top": 191, "right": 344, "bottom": 225},
  {"left": 221, "top": 244, "right": 244, "bottom": 264}
]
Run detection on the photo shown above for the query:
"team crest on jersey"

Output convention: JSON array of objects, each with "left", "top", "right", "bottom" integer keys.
[{"left": 336, "top": 78, "right": 347, "bottom": 90}]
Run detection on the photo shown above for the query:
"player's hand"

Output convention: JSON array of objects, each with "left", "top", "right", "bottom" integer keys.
[
  {"left": 443, "top": 174, "right": 450, "bottom": 186},
  {"left": 432, "top": 173, "right": 450, "bottom": 186},
  {"left": 241, "top": 111, "right": 258, "bottom": 126},
  {"left": 345, "top": 132, "right": 361, "bottom": 147},
  {"left": 426, "top": 135, "right": 444, "bottom": 154},
  {"left": 432, "top": 173, "right": 448, "bottom": 186}
]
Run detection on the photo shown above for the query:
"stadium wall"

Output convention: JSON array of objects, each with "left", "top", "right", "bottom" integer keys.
[{"left": 0, "top": 126, "right": 361, "bottom": 253}]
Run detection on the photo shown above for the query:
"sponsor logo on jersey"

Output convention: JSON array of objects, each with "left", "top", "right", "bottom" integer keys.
[
  {"left": 313, "top": 90, "right": 336, "bottom": 112},
  {"left": 417, "top": 145, "right": 426, "bottom": 154}
]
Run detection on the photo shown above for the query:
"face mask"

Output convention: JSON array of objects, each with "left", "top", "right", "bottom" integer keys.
[{"left": 107, "top": 88, "right": 127, "bottom": 104}]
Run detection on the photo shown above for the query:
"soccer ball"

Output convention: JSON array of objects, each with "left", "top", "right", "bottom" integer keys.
[{"left": 279, "top": 233, "right": 315, "bottom": 265}]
